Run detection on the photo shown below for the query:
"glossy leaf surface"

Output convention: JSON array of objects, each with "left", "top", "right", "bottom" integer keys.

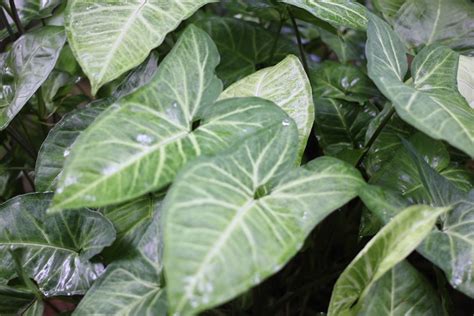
[
  {"left": 74, "top": 205, "right": 165, "bottom": 315},
  {"left": 0, "top": 26, "right": 66, "bottom": 129},
  {"left": 219, "top": 55, "right": 314, "bottom": 160},
  {"left": 164, "top": 123, "right": 364, "bottom": 314},
  {"left": 0, "top": 193, "right": 115, "bottom": 296},
  {"left": 66, "top": 0, "right": 215, "bottom": 94}
]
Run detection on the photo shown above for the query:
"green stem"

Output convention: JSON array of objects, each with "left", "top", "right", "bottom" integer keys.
[
  {"left": 356, "top": 105, "right": 396, "bottom": 168},
  {"left": 288, "top": 9, "right": 309, "bottom": 74},
  {"left": 8, "top": 0, "right": 24, "bottom": 35},
  {"left": 6, "top": 126, "right": 37, "bottom": 160},
  {"left": 0, "top": 7, "right": 14, "bottom": 40},
  {"left": 268, "top": 15, "right": 284, "bottom": 62}
]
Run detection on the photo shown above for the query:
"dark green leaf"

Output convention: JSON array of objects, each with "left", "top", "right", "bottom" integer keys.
[
  {"left": 0, "top": 193, "right": 116, "bottom": 296},
  {"left": 0, "top": 26, "right": 66, "bottom": 129}
]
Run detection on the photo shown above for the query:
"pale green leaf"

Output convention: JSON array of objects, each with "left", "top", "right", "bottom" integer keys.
[
  {"left": 66, "top": 0, "right": 216, "bottom": 94},
  {"left": 357, "top": 261, "right": 444, "bottom": 316},
  {"left": 0, "top": 193, "right": 116, "bottom": 296},
  {"left": 328, "top": 204, "right": 451, "bottom": 315},
  {"left": 51, "top": 26, "right": 294, "bottom": 211},
  {"left": 366, "top": 13, "right": 474, "bottom": 157},
  {"left": 458, "top": 55, "right": 474, "bottom": 109},
  {"left": 394, "top": 0, "right": 474, "bottom": 54},
  {"left": 0, "top": 26, "right": 66, "bottom": 130},
  {"left": 280, "top": 0, "right": 368, "bottom": 31},
  {"left": 219, "top": 55, "right": 314, "bottom": 161},
  {"left": 74, "top": 205, "right": 166, "bottom": 315},
  {"left": 195, "top": 17, "right": 297, "bottom": 85},
  {"left": 164, "top": 123, "right": 364, "bottom": 314}
]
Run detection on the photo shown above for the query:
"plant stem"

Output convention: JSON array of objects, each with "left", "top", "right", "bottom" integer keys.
[
  {"left": 356, "top": 105, "right": 396, "bottom": 168},
  {"left": 288, "top": 9, "right": 309, "bottom": 74},
  {"left": 0, "top": 7, "right": 14, "bottom": 40},
  {"left": 268, "top": 16, "right": 284, "bottom": 62},
  {"left": 8, "top": 0, "right": 24, "bottom": 35},
  {"left": 6, "top": 126, "right": 37, "bottom": 160}
]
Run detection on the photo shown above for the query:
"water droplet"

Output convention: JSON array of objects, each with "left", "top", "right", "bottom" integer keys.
[
  {"left": 341, "top": 77, "right": 350, "bottom": 89},
  {"left": 172, "top": 101, "right": 178, "bottom": 108},
  {"left": 282, "top": 119, "right": 291, "bottom": 126},
  {"left": 136, "top": 134, "right": 153, "bottom": 145},
  {"left": 273, "top": 264, "right": 283, "bottom": 272},
  {"left": 102, "top": 165, "right": 118, "bottom": 175},
  {"left": 56, "top": 187, "right": 64, "bottom": 194},
  {"left": 63, "top": 149, "right": 70, "bottom": 157},
  {"left": 253, "top": 274, "right": 261, "bottom": 284},
  {"left": 84, "top": 195, "right": 96, "bottom": 201},
  {"left": 64, "top": 176, "right": 78, "bottom": 186}
]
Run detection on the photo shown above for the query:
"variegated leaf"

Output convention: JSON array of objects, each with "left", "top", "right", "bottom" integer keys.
[
  {"left": 66, "top": 0, "right": 216, "bottom": 94},
  {"left": 164, "top": 122, "right": 364, "bottom": 314}
]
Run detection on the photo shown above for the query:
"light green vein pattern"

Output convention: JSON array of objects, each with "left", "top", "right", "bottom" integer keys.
[
  {"left": 164, "top": 123, "right": 364, "bottom": 315},
  {"left": 219, "top": 55, "right": 314, "bottom": 161},
  {"left": 366, "top": 13, "right": 474, "bottom": 157},
  {"left": 66, "top": 0, "right": 216, "bottom": 94},
  {"left": 328, "top": 204, "right": 451, "bottom": 315},
  {"left": 52, "top": 26, "right": 292, "bottom": 211},
  {"left": 280, "top": 0, "right": 368, "bottom": 30}
]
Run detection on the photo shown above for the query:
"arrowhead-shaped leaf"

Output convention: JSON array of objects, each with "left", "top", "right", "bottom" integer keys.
[
  {"left": 65, "top": 0, "right": 215, "bottom": 94},
  {"left": 163, "top": 122, "right": 364, "bottom": 314},
  {"left": 0, "top": 193, "right": 116, "bottom": 296},
  {"left": 74, "top": 204, "right": 166, "bottom": 315},
  {"left": 52, "top": 26, "right": 294, "bottom": 211},
  {"left": 280, "top": 0, "right": 368, "bottom": 31},
  {"left": 0, "top": 26, "right": 66, "bottom": 130},
  {"left": 328, "top": 204, "right": 451, "bottom": 315},
  {"left": 366, "top": 13, "right": 474, "bottom": 157},
  {"left": 219, "top": 55, "right": 314, "bottom": 160}
]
